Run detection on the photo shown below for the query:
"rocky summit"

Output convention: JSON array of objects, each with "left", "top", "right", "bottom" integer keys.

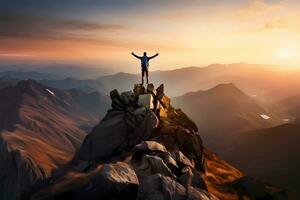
[{"left": 24, "top": 84, "right": 288, "bottom": 200}]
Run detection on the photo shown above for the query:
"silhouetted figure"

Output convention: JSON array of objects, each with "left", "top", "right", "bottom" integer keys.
[{"left": 132, "top": 51, "right": 159, "bottom": 85}]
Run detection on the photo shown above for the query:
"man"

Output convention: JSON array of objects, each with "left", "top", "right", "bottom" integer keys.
[{"left": 131, "top": 51, "right": 159, "bottom": 85}]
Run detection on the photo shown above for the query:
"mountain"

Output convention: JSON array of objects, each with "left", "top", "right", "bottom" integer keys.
[
  {"left": 25, "top": 84, "right": 290, "bottom": 200},
  {"left": 0, "top": 63, "right": 116, "bottom": 79},
  {"left": 96, "top": 63, "right": 300, "bottom": 100},
  {"left": 0, "top": 70, "right": 56, "bottom": 80},
  {"left": 280, "top": 95, "right": 300, "bottom": 121},
  {"left": 0, "top": 80, "right": 110, "bottom": 200},
  {"left": 172, "top": 83, "right": 285, "bottom": 150},
  {"left": 0, "top": 77, "right": 18, "bottom": 89},
  {"left": 40, "top": 77, "right": 107, "bottom": 94},
  {"left": 223, "top": 124, "right": 300, "bottom": 194}
]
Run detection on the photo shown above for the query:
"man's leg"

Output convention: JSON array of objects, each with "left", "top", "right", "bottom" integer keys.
[
  {"left": 146, "top": 69, "right": 149, "bottom": 84},
  {"left": 142, "top": 69, "right": 145, "bottom": 85}
]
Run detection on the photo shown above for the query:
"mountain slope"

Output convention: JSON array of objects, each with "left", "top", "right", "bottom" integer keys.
[
  {"left": 280, "top": 95, "right": 300, "bottom": 122},
  {"left": 40, "top": 77, "right": 107, "bottom": 94},
  {"left": 172, "top": 83, "right": 284, "bottom": 150},
  {"left": 223, "top": 124, "right": 300, "bottom": 193},
  {"left": 25, "top": 84, "right": 289, "bottom": 200},
  {"left": 0, "top": 80, "right": 110, "bottom": 200}
]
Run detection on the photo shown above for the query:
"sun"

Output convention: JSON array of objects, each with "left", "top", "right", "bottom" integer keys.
[{"left": 278, "top": 48, "right": 294, "bottom": 60}]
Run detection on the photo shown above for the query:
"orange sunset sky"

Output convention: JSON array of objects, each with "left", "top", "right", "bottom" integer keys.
[{"left": 1, "top": 0, "right": 300, "bottom": 72}]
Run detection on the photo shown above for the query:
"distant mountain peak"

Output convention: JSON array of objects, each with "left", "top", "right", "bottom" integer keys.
[{"left": 208, "top": 83, "right": 245, "bottom": 95}]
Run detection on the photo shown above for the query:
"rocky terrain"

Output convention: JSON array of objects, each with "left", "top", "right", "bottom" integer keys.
[
  {"left": 23, "top": 84, "right": 289, "bottom": 200},
  {"left": 0, "top": 80, "right": 110, "bottom": 200}
]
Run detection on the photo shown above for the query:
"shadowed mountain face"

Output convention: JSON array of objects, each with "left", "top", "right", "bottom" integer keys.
[
  {"left": 280, "top": 95, "right": 300, "bottom": 122},
  {"left": 223, "top": 124, "right": 300, "bottom": 193},
  {"left": 172, "top": 83, "right": 285, "bottom": 150},
  {"left": 0, "top": 80, "right": 110, "bottom": 200}
]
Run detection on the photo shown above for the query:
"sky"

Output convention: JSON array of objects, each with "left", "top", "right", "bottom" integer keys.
[{"left": 0, "top": 0, "right": 300, "bottom": 72}]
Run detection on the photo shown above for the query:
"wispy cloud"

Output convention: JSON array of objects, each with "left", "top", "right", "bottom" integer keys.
[
  {"left": 0, "top": 14, "right": 127, "bottom": 42},
  {"left": 255, "top": 18, "right": 287, "bottom": 32}
]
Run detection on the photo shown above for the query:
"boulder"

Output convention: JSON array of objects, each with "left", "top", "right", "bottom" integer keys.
[
  {"left": 134, "top": 84, "right": 145, "bottom": 96},
  {"left": 127, "top": 110, "right": 159, "bottom": 146},
  {"left": 30, "top": 162, "right": 139, "bottom": 200},
  {"left": 156, "top": 84, "right": 164, "bottom": 99},
  {"left": 174, "top": 151, "right": 195, "bottom": 169},
  {"left": 110, "top": 89, "right": 125, "bottom": 110},
  {"left": 137, "top": 174, "right": 186, "bottom": 200},
  {"left": 147, "top": 83, "right": 155, "bottom": 94},
  {"left": 136, "top": 155, "right": 176, "bottom": 179},
  {"left": 179, "top": 167, "right": 207, "bottom": 191},
  {"left": 137, "top": 174, "right": 217, "bottom": 200},
  {"left": 121, "top": 91, "right": 136, "bottom": 108},
  {"left": 79, "top": 109, "right": 158, "bottom": 161},
  {"left": 154, "top": 121, "right": 203, "bottom": 169},
  {"left": 79, "top": 110, "right": 128, "bottom": 161},
  {"left": 133, "top": 141, "right": 168, "bottom": 154},
  {"left": 93, "top": 162, "right": 139, "bottom": 196},
  {"left": 138, "top": 94, "right": 154, "bottom": 109}
]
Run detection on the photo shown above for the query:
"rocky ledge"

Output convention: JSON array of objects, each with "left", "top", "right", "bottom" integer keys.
[{"left": 24, "top": 84, "right": 288, "bottom": 200}]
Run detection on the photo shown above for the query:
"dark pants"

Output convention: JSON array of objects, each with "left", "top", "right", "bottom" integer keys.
[{"left": 141, "top": 68, "right": 149, "bottom": 84}]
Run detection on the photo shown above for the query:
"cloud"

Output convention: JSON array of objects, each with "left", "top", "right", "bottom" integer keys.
[
  {"left": 251, "top": 18, "right": 287, "bottom": 32},
  {"left": 0, "top": 14, "right": 127, "bottom": 43},
  {"left": 236, "top": 0, "right": 284, "bottom": 20}
]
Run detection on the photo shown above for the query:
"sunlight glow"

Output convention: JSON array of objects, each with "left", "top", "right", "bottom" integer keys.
[{"left": 278, "top": 48, "right": 294, "bottom": 60}]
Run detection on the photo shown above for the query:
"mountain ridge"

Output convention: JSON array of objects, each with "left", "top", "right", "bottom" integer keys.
[{"left": 0, "top": 80, "right": 110, "bottom": 200}]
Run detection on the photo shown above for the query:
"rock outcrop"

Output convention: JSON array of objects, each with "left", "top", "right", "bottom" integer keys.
[{"left": 25, "top": 84, "right": 288, "bottom": 200}]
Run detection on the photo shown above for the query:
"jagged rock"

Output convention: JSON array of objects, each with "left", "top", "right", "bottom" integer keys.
[
  {"left": 147, "top": 83, "right": 155, "bottom": 94},
  {"left": 127, "top": 110, "right": 159, "bottom": 146},
  {"left": 174, "top": 151, "right": 195, "bottom": 169},
  {"left": 121, "top": 91, "right": 137, "bottom": 107},
  {"left": 134, "top": 84, "right": 145, "bottom": 96},
  {"left": 156, "top": 84, "right": 164, "bottom": 99},
  {"left": 160, "top": 95, "right": 171, "bottom": 109},
  {"left": 133, "top": 141, "right": 168, "bottom": 154},
  {"left": 136, "top": 155, "right": 176, "bottom": 179},
  {"left": 30, "top": 162, "right": 138, "bottom": 200},
  {"left": 162, "top": 154, "right": 179, "bottom": 173},
  {"left": 137, "top": 174, "right": 186, "bottom": 200},
  {"left": 79, "top": 108, "right": 157, "bottom": 161},
  {"left": 110, "top": 89, "right": 125, "bottom": 110},
  {"left": 154, "top": 120, "right": 203, "bottom": 169},
  {"left": 137, "top": 174, "right": 217, "bottom": 200},
  {"left": 168, "top": 108, "right": 198, "bottom": 132},
  {"left": 138, "top": 94, "right": 154, "bottom": 109},
  {"left": 179, "top": 167, "right": 207, "bottom": 191},
  {"left": 79, "top": 110, "right": 129, "bottom": 161}
]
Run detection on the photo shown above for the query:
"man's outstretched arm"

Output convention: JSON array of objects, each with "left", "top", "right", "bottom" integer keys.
[
  {"left": 148, "top": 53, "right": 159, "bottom": 59},
  {"left": 131, "top": 52, "right": 141, "bottom": 59}
]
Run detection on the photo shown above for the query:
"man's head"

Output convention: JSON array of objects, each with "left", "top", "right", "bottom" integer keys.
[{"left": 143, "top": 52, "right": 147, "bottom": 56}]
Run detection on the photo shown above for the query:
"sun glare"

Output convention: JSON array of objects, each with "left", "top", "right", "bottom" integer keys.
[{"left": 278, "top": 48, "right": 294, "bottom": 60}]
